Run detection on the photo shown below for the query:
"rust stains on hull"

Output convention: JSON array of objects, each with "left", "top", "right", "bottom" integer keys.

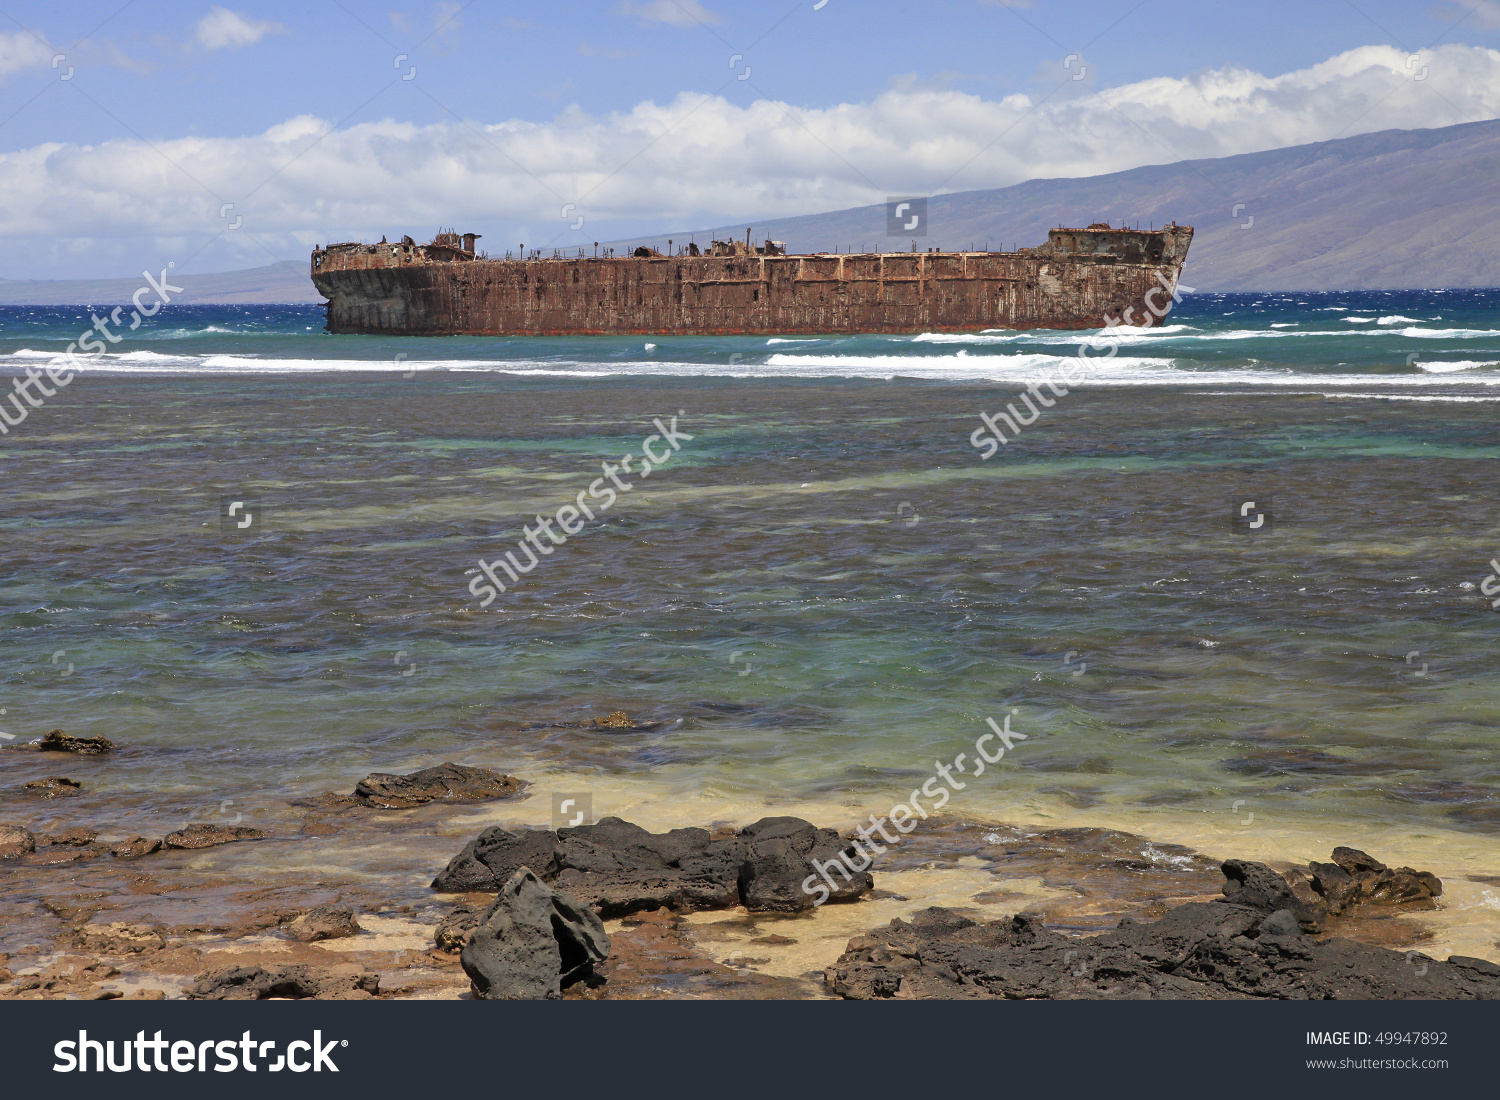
[{"left": 310, "top": 225, "right": 1193, "bottom": 336}]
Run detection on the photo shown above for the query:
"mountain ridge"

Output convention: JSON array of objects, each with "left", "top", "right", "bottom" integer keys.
[
  {"left": 0, "top": 260, "right": 321, "bottom": 306},
  {"left": 613, "top": 117, "right": 1500, "bottom": 292},
  {"left": 1, "top": 118, "right": 1496, "bottom": 302}
]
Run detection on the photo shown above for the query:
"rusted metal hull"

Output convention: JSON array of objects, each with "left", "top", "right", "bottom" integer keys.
[{"left": 310, "top": 226, "right": 1193, "bottom": 336}]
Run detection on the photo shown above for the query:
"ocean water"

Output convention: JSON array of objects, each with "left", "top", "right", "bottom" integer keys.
[{"left": 3, "top": 288, "right": 1500, "bottom": 961}]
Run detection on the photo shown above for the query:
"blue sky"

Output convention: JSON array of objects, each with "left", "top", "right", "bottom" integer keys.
[{"left": 2, "top": 0, "right": 1498, "bottom": 277}]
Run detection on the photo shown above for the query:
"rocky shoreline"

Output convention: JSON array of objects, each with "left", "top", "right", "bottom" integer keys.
[
  {"left": 830, "top": 848, "right": 1492, "bottom": 1000},
  {"left": 2, "top": 729, "right": 1496, "bottom": 1001},
  {"left": 423, "top": 817, "right": 1491, "bottom": 1001}
]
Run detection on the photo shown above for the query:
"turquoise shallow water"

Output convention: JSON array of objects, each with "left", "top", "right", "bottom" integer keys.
[{"left": 2, "top": 291, "right": 1500, "bottom": 957}]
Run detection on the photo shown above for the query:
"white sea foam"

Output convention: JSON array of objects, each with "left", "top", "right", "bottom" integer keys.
[
  {"left": 1413, "top": 360, "right": 1499, "bottom": 373},
  {"left": 1377, "top": 315, "right": 1422, "bottom": 324},
  {"left": 763, "top": 350, "right": 1180, "bottom": 376},
  {"left": 760, "top": 350, "right": 1500, "bottom": 387},
  {"left": 1171, "top": 329, "right": 1309, "bottom": 341},
  {"left": 1089, "top": 323, "right": 1194, "bottom": 338},
  {"left": 11, "top": 347, "right": 1500, "bottom": 386},
  {"left": 1398, "top": 327, "right": 1500, "bottom": 338},
  {"left": 1325, "top": 393, "right": 1500, "bottom": 401},
  {"left": 107, "top": 350, "right": 189, "bottom": 362},
  {"left": 912, "top": 324, "right": 1196, "bottom": 346},
  {"left": 900, "top": 324, "right": 1496, "bottom": 345},
  {"left": 911, "top": 332, "right": 1021, "bottom": 344},
  {"left": 75, "top": 354, "right": 485, "bottom": 373},
  {"left": 1057, "top": 327, "right": 1467, "bottom": 343},
  {"left": 1063, "top": 327, "right": 1395, "bottom": 342},
  {"left": 1135, "top": 326, "right": 1500, "bottom": 341},
  {"left": 152, "top": 326, "right": 249, "bottom": 339},
  {"left": 1343, "top": 316, "right": 1377, "bottom": 322}
]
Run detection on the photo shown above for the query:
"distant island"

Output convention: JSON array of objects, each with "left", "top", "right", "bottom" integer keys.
[
  {"left": 0, "top": 260, "right": 322, "bottom": 306},
  {"left": 616, "top": 118, "right": 1500, "bottom": 293},
  {"left": 2, "top": 118, "right": 1497, "bottom": 305}
]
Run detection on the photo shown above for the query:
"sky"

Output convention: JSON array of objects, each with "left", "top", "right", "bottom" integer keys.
[{"left": 1, "top": 0, "right": 1499, "bottom": 279}]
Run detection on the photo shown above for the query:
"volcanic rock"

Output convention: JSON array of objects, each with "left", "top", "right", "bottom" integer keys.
[
  {"left": 316, "top": 762, "right": 525, "bottom": 809},
  {"left": 830, "top": 849, "right": 1474, "bottom": 1001},
  {"left": 1332, "top": 846, "right": 1387, "bottom": 874},
  {"left": 187, "top": 964, "right": 380, "bottom": 1000},
  {"left": 738, "top": 815, "right": 873, "bottom": 911},
  {"left": 109, "top": 836, "right": 163, "bottom": 860},
  {"left": 435, "top": 814, "right": 873, "bottom": 918},
  {"left": 164, "top": 823, "right": 268, "bottom": 849},
  {"left": 591, "top": 710, "right": 646, "bottom": 729},
  {"left": 522, "top": 711, "right": 666, "bottom": 732},
  {"left": 1221, "top": 858, "right": 1325, "bottom": 929},
  {"left": 829, "top": 902, "right": 1500, "bottom": 1000},
  {"left": 287, "top": 905, "right": 362, "bottom": 943},
  {"left": 37, "top": 731, "right": 114, "bottom": 755},
  {"left": 556, "top": 815, "right": 872, "bottom": 915},
  {"left": 0, "top": 825, "right": 36, "bottom": 860},
  {"left": 460, "top": 869, "right": 610, "bottom": 1000},
  {"left": 1226, "top": 847, "right": 1442, "bottom": 931},
  {"left": 23, "top": 827, "right": 104, "bottom": 866},
  {"left": 21, "top": 777, "right": 82, "bottom": 797},
  {"left": 23, "top": 845, "right": 100, "bottom": 866},
  {"left": 1328, "top": 846, "right": 1442, "bottom": 905},
  {"left": 41, "top": 826, "right": 98, "bottom": 847},
  {"left": 432, "top": 825, "right": 560, "bottom": 892},
  {"left": 434, "top": 905, "right": 484, "bottom": 952},
  {"left": 551, "top": 818, "right": 743, "bottom": 916}
]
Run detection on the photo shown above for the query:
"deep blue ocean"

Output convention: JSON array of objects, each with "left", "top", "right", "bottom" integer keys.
[{"left": 1, "top": 289, "right": 1499, "bottom": 385}]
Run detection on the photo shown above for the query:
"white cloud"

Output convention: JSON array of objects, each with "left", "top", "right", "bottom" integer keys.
[
  {"left": 194, "top": 7, "right": 285, "bottom": 50},
  {"left": 616, "top": 0, "right": 720, "bottom": 28},
  {"left": 3, "top": 43, "right": 1499, "bottom": 271},
  {"left": 0, "top": 31, "right": 58, "bottom": 79}
]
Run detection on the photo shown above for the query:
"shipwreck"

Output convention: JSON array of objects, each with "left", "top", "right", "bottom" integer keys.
[{"left": 309, "top": 223, "right": 1193, "bottom": 337}]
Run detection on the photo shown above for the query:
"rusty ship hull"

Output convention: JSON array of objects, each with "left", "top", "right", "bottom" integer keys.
[{"left": 310, "top": 224, "right": 1192, "bottom": 337}]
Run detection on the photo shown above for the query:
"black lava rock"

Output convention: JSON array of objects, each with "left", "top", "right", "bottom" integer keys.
[
  {"left": 830, "top": 850, "right": 1479, "bottom": 1001},
  {"left": 434, "top": 814, "right": 874, "bottom": 918},
  {"left": 460, "top": 869, "right": 610, "bottom": 1000},
  {"left": 432, "top": 826, "right": 559, "bottom": 892}
]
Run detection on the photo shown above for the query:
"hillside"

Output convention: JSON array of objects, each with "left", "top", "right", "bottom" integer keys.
[
  {"left": 3, "top": 118, "right": 1497, "bottom": 302},
  {"left": 613, "top": 119, "right": 1500, "bottom": 291},
  {"left": 0, "top": 261, "right": 321, "bottom": 306}
]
